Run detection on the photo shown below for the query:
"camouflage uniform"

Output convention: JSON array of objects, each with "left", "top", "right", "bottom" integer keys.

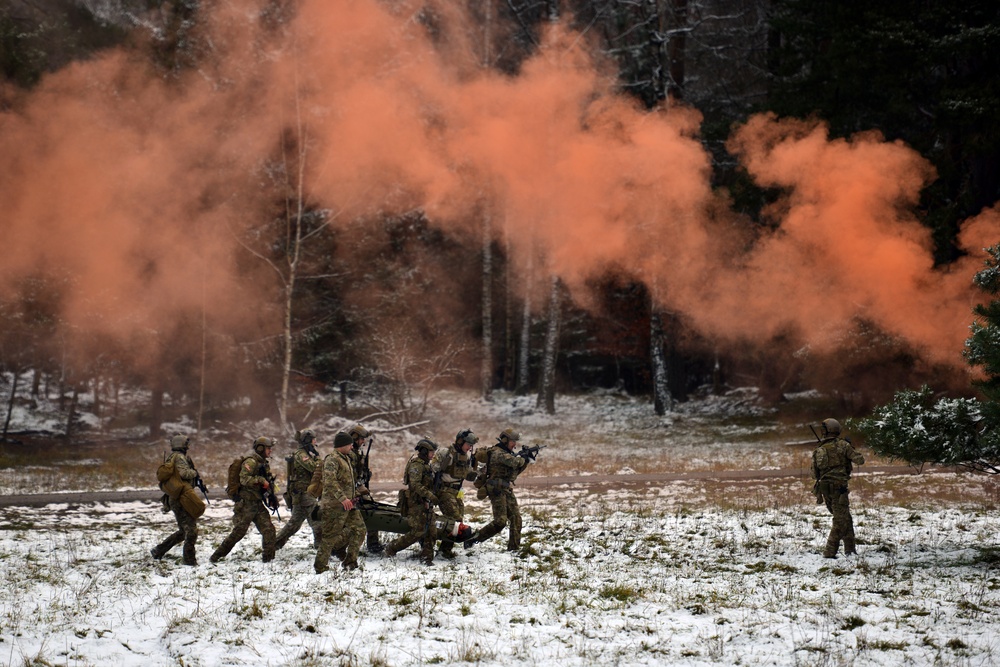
[
  {"left": 314, "top": 447, "right": 367, "bottom": 573},
  {"left": 151, "top": 439, "right": 200, "bottom": 565},
  {"left": 275, "top": 443, "right": 321, "bottom": 550},
  {"left": 210, "top": 449, "right": 277, "bottom": 563},
  {"left": 430, "top": 434, "right": 477, "bottom": 558},
  {"left": 469, "top": 441, "right": 528, "bottom": 551},
  {"left": 385, "top": 448, "right": 438, "bottom": 565},
  {"left": 813, "top": 429, "right": 865, "bottom": 558}
]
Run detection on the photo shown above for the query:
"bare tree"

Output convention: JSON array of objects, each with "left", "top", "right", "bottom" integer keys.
[{"left": 536, "top": 275, "right": 561, "bottom": 414}]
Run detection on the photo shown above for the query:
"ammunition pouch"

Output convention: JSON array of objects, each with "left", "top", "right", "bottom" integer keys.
[{"left": 397, "top": 489, "right": 409, "bottom": 518}]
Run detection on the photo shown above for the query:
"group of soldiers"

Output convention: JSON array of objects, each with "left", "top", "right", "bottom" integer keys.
[{"left": 150, "top": 424, "right": 537, "bottom": 572}]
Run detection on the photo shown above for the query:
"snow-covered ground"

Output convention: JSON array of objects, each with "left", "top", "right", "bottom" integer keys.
[
  {"left": 2, "top": 383, "right": 1000, "bottom": 665},
  {"left": 2, "top": 477, "right": 1000, "bottom": 666}
]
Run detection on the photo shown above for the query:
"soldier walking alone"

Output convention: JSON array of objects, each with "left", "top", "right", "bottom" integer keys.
[{"left": 812, "top": 418, "right": 865, "bottom": 558}]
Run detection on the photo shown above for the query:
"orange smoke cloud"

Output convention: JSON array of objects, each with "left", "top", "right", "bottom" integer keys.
[{"left": 0, "top": 0, "right": 997, "bottom": 380}]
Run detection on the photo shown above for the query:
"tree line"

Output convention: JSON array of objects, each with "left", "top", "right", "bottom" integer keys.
[{"left": 1, "top": 0, "right": 998, "bottom": 441}]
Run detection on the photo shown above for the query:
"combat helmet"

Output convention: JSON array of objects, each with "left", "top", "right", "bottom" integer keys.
[
  {"left": 821, "top": 418, "right": 842, "bottom": 437},
  {"left": 170, "top": 434, "right": 190, "bottom": 451},
  {"left": 498, "top": 428, "right": 521, "bottom": 443},
  {"left": 296, "top": 429, "right": 316, "bottom": 445},
  {"left": 253, "top": 436, "right": 274, "bottom": 456},
  {"left": 415, "top": 438, "right": 438, "bottom": 454},
  {"left": 348, "top": 424, "right": 370, "bottom": 440},
  {"left": 455, "top": 429, "right": 479, "bottom": 446}
]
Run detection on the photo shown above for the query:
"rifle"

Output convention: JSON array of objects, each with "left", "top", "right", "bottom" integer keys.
[
  {"left": 259, "top": 465, "right": 281, "bottom": 519},
  {"left": 193, "top": 475, "right": 210, "bottom": 504},
  {"left": 517, "top": 444, "right": 547, "bottom": 462},
  {"left": 809, "top": 424, "right": 822, "bottom": 442},
  {"left": 360, "top": 436, "right": 374, "bottom": 488}
]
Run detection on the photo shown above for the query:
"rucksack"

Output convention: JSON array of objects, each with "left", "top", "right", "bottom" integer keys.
[
  {"left": 226, "top": 457, "right": 244, "bottom": 501},
  {"left": 156, "top": 456, "right": 176, "bottom": 484}
]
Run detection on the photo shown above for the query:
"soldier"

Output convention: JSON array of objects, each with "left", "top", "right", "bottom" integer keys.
[
  {"left": 464, "top": 428, "right": 529, "bottom": 553},
  {"left": 812, "top": 418, "right": 865, "bottom": 558},
  {"left": 210, "top": 436, "right": 278, "bottom": 563},
  {"left": 275, "top": 429, "right": 322, "bottom": 551},
  {"left": 314, "top": 431, "right": 368, "bottom": 573},
  {"left": 430, "top": 429, "right": 479, "bottom": 559},
  {"left": 150, "top": 434, "right": 201, "bottom": 566},
  {"left": 347, "top": 423, "right": 382, "bottom": 554},
  {"left": 384, "top": 438, "right": 439, "bottom": 566}
]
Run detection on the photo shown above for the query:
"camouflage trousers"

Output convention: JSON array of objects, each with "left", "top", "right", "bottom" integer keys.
[
  {"left": 820, "top": 482, "right": 856, "bottom": 557},
  {"left": 152, "top": 496, "right": 198, "bottom": 565},
  {"left": 436, "top": 489, "right": 465, "bottom": 556},
  {"left": 386, "top": 505, "right": 437, "bottom": 564},
  {"left": 211, "top": 498, "right": 276, "bottom": 563},
  {"left": 476, "top": 487, "right": 521, "bottom": 551},
  {"left": 275, "top": 490, "right": 321, "bottom": 550},
  {"left": 314, "top": 505, "right": 366, "bottom": 573}
]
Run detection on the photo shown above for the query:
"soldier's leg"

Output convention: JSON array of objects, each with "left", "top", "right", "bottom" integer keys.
[
  {"left": 151, "top": 529, "right": 183, "bottom": 559},
  {"left": 302, "top": 496, "right": 322, "bottom": 549},
  {"left": 466, "top": 491, "right": 508, "bottom": 548},
  {"left": 211, "top": 501, "right": 254, "bottom": 562},
  {"left": 254, "top": 507, "right": 277, "bottom": 562},
  {"left": 825, "top": 488, "right": 850, "bottom": 558},
  {"left": 437, "top": 492, "right": 462, "bottom": 557},
  {"left": 342, "top": 511, "right": 368, "bottom": 569},
  {"left": 274, "top": 495, "right": 309, "bottom": 550},
  {"left": 366, "top": 530, "right": 383, "bottom": 554},
  {"left": 314, "top": 506, "right": 348, "bottom": 573},
  {"left": 179, "top": 509, "right": 199, "bottom": 566},
  {"left": 506, "top": 492, "right": 522, "bottom": 551},
  {"left": 386, "top": 511, "right": 429, "bottom": 556},
  {"left": 842, "top": 494, "right": 857, "bottom": 555}
]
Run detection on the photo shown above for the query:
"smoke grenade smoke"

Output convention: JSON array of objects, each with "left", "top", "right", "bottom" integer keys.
[{"left": 0, "top": 0, "right": 997, "bottom": 386}]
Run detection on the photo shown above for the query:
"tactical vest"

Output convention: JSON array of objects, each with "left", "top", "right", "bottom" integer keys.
[
  {"left": 287, "top": 447, "right": 318, "bottom": 493},
  {"left": 438, "top": 447, "right": 473, "bottom": 489},
  {"left": 814, "top": 438, "right": 850, "bottom": 480},
  {"left": 404, "top": 457, "right": 434, "bottom": 502}
]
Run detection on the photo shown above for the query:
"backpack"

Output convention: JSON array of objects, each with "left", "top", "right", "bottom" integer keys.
[
  {"left": 156, "top": 454, "right": 176, "bottom": 484},
  {"left": 226, "top": 457, "right": 244, "bottom": 501}
]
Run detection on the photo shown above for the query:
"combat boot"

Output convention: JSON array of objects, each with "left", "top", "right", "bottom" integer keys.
[
  {"left": 844, "top": 537, "right": 857, "bottom": 556},
  {"left": 150, "top": 547, "right": 164, "bottom": 560},
  {"left": 462, "top": 531, "right": 481, "bottom": 550}
]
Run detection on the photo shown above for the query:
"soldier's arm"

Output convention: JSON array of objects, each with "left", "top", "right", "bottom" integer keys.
[
  {"left": 848, "top": 445, "right": 865, "bottom": 466},
  {"left": 295, "top": 449, "right": 318, "bottom": 474},
  {"left": 408, "top": 464, "right": 437, "bottom": 502},
  {"left": 239, "top": 458, "right": 267, "bottom": 490},
  {"left": 174, "top": 454, "right": 198, "bottom": 482}
]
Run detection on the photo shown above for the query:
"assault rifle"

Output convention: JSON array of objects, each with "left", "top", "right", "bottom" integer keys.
[
  {"left": 517, "top": 444, "right": 546, "bottom": 462},
  {"left": 193, "top": 475, "right": 210, "bottom": 504},
  {"left": 259, "top": 465, "right": 281, "bottom": 519},
  {"left": 359, "top": 435, "right": 374, "bottom": 488}
]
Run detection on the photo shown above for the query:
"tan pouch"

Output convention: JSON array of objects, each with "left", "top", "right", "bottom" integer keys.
[{"left": 178, "top": 486, "right": 206, "bottom": 519}]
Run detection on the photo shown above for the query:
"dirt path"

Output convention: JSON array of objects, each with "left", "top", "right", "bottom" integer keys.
[{"left": 0, "top": 465, "right": 948, "bottom": 507}]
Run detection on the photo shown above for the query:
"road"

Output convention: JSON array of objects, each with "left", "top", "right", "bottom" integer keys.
[{"left": 0, "top": 464, "right": 950, "bottom": 507}]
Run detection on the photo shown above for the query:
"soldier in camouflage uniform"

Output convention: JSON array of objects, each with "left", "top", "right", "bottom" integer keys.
[
  {"left": 384, "top": 438, "right": 439, "bottom": 566},
  {"left": 150, "top": 434, "right": 201, "bottom": 566},
  {"left": 275, "top": 429, "right": 322, "bottom": 551},
  {"left": 210, "top": 437, "right": 278, "bottom": 563},
  {"left": 812, "top": 418, "right": 865, "bottom": 558},
  {"left": 347, "top": 423, "right": 383, "bottom": 554},
  {"left": 465, "top": 428, "right": 529, "bottom": 552},
  {"left": 430, "top": 429, "right": 479, "bottom": 559},
  {"left": 314, "top": 432, "right": 368, "bottom": 573}
]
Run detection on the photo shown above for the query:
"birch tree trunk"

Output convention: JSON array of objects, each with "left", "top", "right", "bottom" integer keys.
[
  {"left": 2, "top": 370, "right": 19, "bottom": 442},
  {"left": 536, "top": 275, "right": 560, "bottom": 414},
  {"left": 515, "top": 248, "right": 533, "bottom": 395},
  {"left": 650, "top": 310, "right": 673, "bottom": 415},
  {"left": 481, "top": 207, "right": 494, "bottom": 402}
]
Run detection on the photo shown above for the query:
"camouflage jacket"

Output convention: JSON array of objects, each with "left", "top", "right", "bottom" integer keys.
[
  {"left": 239, "top": 451, "right": 272, "bottom": 501},
  {"left": 404, "top": 457, "right": 437, "bottom": 506},
  {"left": 321, "top": 451, "right": 356, "bottom": 506},
  {"left": 483, "top": 444, "right": 527, "bottom": 484},
  {"left": 288, "top": 446, "right": 319, "bottom": 493},
  {"left": 166, "top": 450, "right": 198, "bottom": 483},
  {"left": 812, "top": 437, "right": 865, "bottom": 483},
  {"left": 430, "top": 445, "right": 475, "bottom": 490}
]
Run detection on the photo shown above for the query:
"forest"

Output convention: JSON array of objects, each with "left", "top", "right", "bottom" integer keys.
[{"left": 1, "top": 0, "right": 999, "bottom": 437}]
